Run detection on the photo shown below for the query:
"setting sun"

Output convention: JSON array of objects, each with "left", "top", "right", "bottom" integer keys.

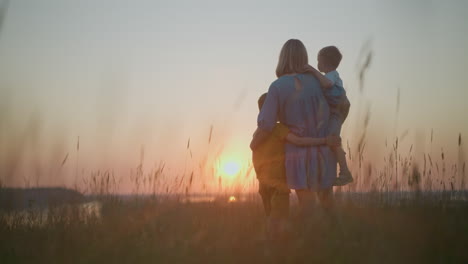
[{"left": 222, "top": 160, "right": 241, "bottom": 177}]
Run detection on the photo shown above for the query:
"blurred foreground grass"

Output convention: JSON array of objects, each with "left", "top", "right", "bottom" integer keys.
[{"left": 1, "top": 195, "right": 468, "bottom": 264}]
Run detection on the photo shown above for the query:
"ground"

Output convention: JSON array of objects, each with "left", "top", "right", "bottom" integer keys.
[{"left": 1, "top": 194, "right": 468, "bottom": 263}]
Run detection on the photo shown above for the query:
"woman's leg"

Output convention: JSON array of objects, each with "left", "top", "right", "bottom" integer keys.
[
  {"left": 317, "top": 187, "right": 339, "bottom": 227},
  {"left": 295, "top": 189, "right": 315, "bottom": 217},
  {"left": 317, "top": 187, "right": 333, "bottom": 211}
]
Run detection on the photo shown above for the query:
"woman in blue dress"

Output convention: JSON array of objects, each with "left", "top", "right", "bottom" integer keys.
[{"left": 251, "top": 39, "right": 339, "bottom": 211}]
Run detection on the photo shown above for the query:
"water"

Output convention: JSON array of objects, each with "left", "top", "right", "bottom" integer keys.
[{"left": 1, "top": 201, "right": 102, "bottom": 227}]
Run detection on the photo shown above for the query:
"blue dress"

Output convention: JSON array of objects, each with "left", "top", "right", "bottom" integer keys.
[{"left": 257, "top": 74, "right": 340, "bottom": 190}]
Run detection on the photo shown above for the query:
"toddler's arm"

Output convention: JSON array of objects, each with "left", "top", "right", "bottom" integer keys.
[
  {"left": 286, "top": 134, "right": 341, "bottom": 147},
  {"left": 302, "top": 65, "right": 333, "bottom": 89}
]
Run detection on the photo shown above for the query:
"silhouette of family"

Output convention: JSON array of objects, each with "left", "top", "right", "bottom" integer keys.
[{"left": 250, "top": 39, "right": 353, "bottom": 240}]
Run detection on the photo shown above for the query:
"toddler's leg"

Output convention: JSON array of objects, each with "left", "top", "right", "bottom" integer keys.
[
  {"left": 333, "top": 146, "right": 354, "bottom": 186},
  {"left": 329, "top": 115, "right": 354, "bottom": 186},
  {"left": 333, "top": 145, "right": 350, "bottom": 174},
  {"left": 328, "top": 116, "right": 350, "bottom": 175}
]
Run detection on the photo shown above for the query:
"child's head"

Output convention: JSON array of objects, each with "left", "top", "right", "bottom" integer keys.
[
  {"left": 258, "top": 93, "right": 267, "bottom": 111},
  {"left": 317, "top": 46, "right": 342, "bottom": 73}
]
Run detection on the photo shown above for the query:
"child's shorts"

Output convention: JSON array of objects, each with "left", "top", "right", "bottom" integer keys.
[{"left": 328, "top": 113, "right": 344, "bottom": 136}]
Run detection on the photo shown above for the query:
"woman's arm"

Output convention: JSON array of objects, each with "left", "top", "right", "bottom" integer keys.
[
  {"left": 302, "top": 65, "right": 333, "bottom": 89},
  {"left": 286, "top": 133, "right": 341, "bottom": 147}
]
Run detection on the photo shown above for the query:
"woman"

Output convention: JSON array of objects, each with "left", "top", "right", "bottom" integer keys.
[{"left": 251, "top": 39, "right": 339, "bottom": 211}]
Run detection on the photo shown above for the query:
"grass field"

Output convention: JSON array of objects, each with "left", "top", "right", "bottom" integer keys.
[{"left": 1, "top": 192, "right": 468, "bottom": 264}]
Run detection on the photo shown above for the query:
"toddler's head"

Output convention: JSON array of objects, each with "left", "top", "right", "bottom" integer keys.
[{"left": 317, "top": 46, "right": 342, "bottom": 73}]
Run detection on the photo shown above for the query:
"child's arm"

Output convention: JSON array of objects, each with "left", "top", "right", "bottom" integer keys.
[
  {"left": 250, "top": 128, "right": 270, "bottom": 151},
  {"left": 302, "top": 65, "right": 333, "bottom": 89},
  {"left": 286, "top": 133, "right": 341, "bottom": 147}
]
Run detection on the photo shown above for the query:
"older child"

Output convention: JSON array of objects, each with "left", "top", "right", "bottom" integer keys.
[{"left": 303, "top": 46, "right": 353, "bottom": 186}]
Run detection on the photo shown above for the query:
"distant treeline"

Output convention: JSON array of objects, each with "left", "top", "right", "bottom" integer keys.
[{"left": 0, "top": 187, "right": 84, "bottom": 211}]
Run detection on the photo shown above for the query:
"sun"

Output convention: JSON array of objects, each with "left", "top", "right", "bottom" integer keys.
[
  {"left": 221, "top": 160, "right": 241, "bottom": 177},
  {"left": 228, "top": 196, "right": 237, "bottom": 202}
]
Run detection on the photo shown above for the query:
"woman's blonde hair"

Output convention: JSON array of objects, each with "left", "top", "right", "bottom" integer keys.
[{"left": 276, "top": 39, "right": 308, "bottom": 78}]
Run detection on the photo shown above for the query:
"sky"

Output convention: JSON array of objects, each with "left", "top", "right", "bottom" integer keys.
[{"left": 0, "top": 0, "right": 467, "bottom": 191}]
